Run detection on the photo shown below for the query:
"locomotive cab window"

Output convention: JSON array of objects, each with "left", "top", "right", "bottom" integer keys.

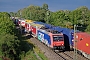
[{"left": 53, "top": 35, "right": 63, "bottom": 41}]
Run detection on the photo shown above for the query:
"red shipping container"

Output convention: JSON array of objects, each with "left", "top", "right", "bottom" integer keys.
[
  {"left": 75, "top": 32, "right": 90, "bottom": 55},
  {"left": 31, "top": 26, "right": 36, "bottom": 35}
]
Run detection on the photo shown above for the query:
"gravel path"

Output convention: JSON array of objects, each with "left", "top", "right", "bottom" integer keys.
[{"left": 30, "top": 37, "right": 63, "bottom": 60}]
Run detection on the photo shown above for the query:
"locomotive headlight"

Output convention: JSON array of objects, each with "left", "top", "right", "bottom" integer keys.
[
  {"left": 72, "top": 40, "right": 74, "bottom": 41},
  {"left": 62, "top": 44, "right": 64, "bottom": 45}
]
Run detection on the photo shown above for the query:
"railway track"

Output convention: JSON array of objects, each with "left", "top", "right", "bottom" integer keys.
[
  {"left": 55, "top": 51, "right": 89, "bottom": 60},
  {"left": 55, "top": 51, "right": 73, "bottom": 60},
  {"left": 59, "top": 52, "right": 73, "bottom": 60}
]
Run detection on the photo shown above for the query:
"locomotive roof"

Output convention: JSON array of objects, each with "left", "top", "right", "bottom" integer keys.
[{"left": 40, "top": 27, "right": 62, "bottom": 34}]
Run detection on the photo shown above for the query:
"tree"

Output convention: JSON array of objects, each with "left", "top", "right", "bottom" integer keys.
[
  {"left": 42, "top": 3, "right": 48, "bottom": 10},
  {"left": 15, "top": 4, "right": 49, "bottom": 23},
  {"left": 85, "top": 24, "right": 90, "bottom": 33},
  {"left": 15, "top": 5, "right": 90, "bottom": 32},
  {"left": 0, "top": 13, "right": 15, "bottom": 35},
  {"left": 0, "top": 33, "right": 20, "bottom": 60},
  {"left": 0, "top": 12, "right": 21, "bottom": 60}
]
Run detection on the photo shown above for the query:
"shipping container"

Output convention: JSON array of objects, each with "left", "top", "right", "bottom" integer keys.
[
  {"left": 25, "top": 20, "right": 34, "bottom": 33},
  {"left": 75, "top": 32, "right": 90, "bottom": 59},
  {"left": 33, "top": 21, "right": 52, "bottom": 28},
  {"left": 18, "top": 19, "right": 25, "bottom": 27},
  {"left": 31, "top": 26, "right": 37, "bottom": 35},
  {"left": 30, "top": 23, "right": 45, "bottom": 37},
  {"left": 25, "top": 23, "right": 31, "bottom": 33},
  {"left": 25, "top": 19, "right": 34, "bottom": 23}
]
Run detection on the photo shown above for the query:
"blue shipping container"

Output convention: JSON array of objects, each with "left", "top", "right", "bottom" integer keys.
[{"left": 34, "top": 21, "right": 52, "bottom": 29}]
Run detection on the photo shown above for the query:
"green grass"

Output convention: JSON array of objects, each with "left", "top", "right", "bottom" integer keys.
[
  {"left": 21, "top": 34, "right": 48, "bottom": 60},
  {"left": 21, "top": 50, "right": 37, "bottom": 60},
  {"left": 0, "top": 58, "right": 2, "bottom": 60},
  {"left": 19, "top": 38, "right": 38, "bottom": 60},
  {"left": 0, "top": 49, "right": 3, "bottom": 60},
  {"left": 34, "top": 46, "right": 48, "bottom": 60},
  {"left": 27, "top": 40, "right": 48, "bottom": 60}
]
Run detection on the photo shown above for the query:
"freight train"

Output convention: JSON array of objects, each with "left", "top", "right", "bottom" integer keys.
[
  {"left": 16, "top": 19, "right": 65, "bottom": 50},
  {"left": 12, "top": 18, "right": 90, "bottom": 59}
]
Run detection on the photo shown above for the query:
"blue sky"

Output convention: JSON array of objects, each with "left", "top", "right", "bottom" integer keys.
[{"left": 0, "top": 0, "right": 90, "bottom": 12}]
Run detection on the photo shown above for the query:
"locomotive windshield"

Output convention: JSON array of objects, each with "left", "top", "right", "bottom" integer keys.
[{"left": 53, "top": 35, "right": 63, "bottom": 41}]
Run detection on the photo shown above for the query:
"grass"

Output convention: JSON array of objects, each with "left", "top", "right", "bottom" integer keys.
[
  {"left": 27, "top": 39, "right": 48, "bottom": 60},
  {"left": 0, "top": 49, "right": 3, "bottom": 60},
  {"left": 34, "top": 46, "right": 48, "bottom": 60},
  {"left": 21, "top": 33, "right": 48, "bottom": 60},
  {"left": 22, "top": 50, "right": 37, "bottom": 60},
  {"left": 20, "top": 38, "right": 38, "bottom": 60}
]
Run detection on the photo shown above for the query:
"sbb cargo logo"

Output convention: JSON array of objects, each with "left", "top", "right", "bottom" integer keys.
[{"left": 38, "top": 32, "right": 44, "bottom": 42}]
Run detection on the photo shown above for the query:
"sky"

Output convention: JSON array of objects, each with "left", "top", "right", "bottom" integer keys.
[{"left": 0, "top": 0, "right": 90, "bottom": 12}]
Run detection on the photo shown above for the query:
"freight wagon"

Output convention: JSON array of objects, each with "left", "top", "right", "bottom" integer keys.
[
  {"left": 25, "top": 20, "right": 34, "bottom": 33},
  {"left": 30, "top": 23, "right": 45, "bottom": 37},
  {"left": 18, "top": 19, "right": 25, "bottom": 27},
  {"left": 33, "top": 21, "right": 52, "bottom": 29},
  {"left": 75, "top": 32, "right": 90, "bottom": 59},
  {"left": 11, "top": 17, "right": 19, "bottom": 26}
]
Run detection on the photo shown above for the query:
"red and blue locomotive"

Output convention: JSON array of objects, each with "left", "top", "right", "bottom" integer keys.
[{"left": 37, "top": 27, "right": 65, "bottom": 50}]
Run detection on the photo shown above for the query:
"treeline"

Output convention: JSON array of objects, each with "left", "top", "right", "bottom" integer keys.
[
  {"left": 0, "top": 12, "right": 31, "bottom": 60},
  {"left": 10, "top": 4, "right": 90, "bottom": 32}
]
